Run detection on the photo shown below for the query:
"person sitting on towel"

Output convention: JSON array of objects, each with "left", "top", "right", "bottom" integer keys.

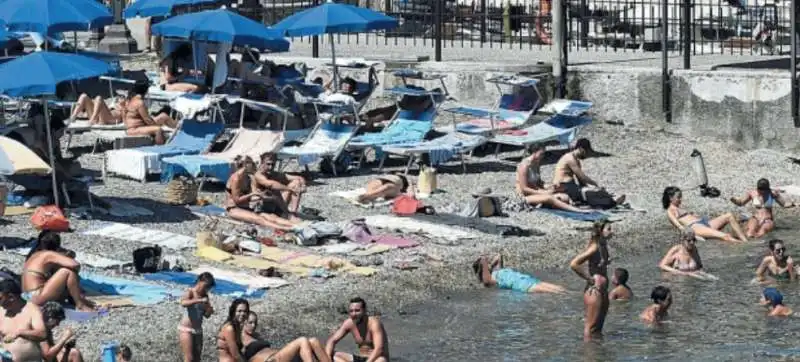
[
  {"left": 124, "top": 80, "right": 178, "bottom": 145},
  {"left": 0, "top": 279, "right": 47, "bottom": 362},
  {"left": 254, "top": 152, "right": 306, "bottom": 218},
  {"left": 241, "top": 311, "right": 330, "bottom": 362},
  {"left": 357, "top": 173, "right": 413, "bottom": 204},
  {"left": 551, "top": 138, "right": 625, "bottom": 209},
  {"left": 224, "top": 156, "right": 300, "bottom": 232},
  {"left": 39, "top": 301, "right": 85, "bottom": 362},
  {"left": 326, "top": 297, "right": 390, "bottom": 362},
  {"left": 21, "top": 231, "right": 97, "bottom": 312},
  {"left": 159, "top": 43, "right": 203, "bottom": 93},
  {"left": 516, "top": 143, "right": 592, "bottom": 213},
  {"left": 473, "top": 253, "right": 566, "bottom": 294}
]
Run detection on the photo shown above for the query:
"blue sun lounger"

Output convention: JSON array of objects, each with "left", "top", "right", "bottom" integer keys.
[
  {"left": 381, "top": 132, "right": 488, "bottom": 173},
  {"left": 490, "top": 113, "right": 593, "bottom": 156}
]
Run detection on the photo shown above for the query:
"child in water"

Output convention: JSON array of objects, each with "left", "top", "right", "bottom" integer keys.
[
  {"left": 472, "top": 253, "right": 566, "bottom": 294},
  {"left": 761, "top": 288, "right": 793, "bottom": 317},
  {"left": 608, "top": 268, "right": 633, "bottom": 301},
  {"left": 178, "top": 272, "right": 216, "bottom": 362},
  {"left": 117, "top": 344, "right": 132, "bottom": 362},
  {"left": 641, "top": 286, "right": 672, "bottom": 324}
]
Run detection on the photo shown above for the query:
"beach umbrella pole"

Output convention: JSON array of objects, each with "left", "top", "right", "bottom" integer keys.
[
  {"left": 329, "top": 33, "right": 339, "bottom": 90},
  {"left": 41, "top": 99, "right": 59, "bottom": 207}
]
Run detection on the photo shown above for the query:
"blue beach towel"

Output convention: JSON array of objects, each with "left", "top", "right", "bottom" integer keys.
[
  {"left": 535, "top": 208, "right": 609, "bottom": 222},
  {"left": 144, "top": 271, "right": 265, "bottom": 298},
  {"left": 350, "top": 108, "right": 436, "bottom": 147},
  {"left": 188, "top": 204, "right": 227, "bottom": 217},
  {"left": 80, "top": 272, "right": 181, "bottom": 305}
]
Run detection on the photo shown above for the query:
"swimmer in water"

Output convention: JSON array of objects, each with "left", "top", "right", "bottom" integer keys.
[
  {"left": 472, "top": 253, "right": 567, "bottom": 294},
  {"left": 761, "top": 288, "right": 792, "bottom": 317},
  {"left": 663, "top": 186, "right": 747, "bottom": 243},
  {"left": 640, "top": 286, "right": 672, "bottom": 324},
  {"left": 608, "top": 268, "right": 632, "bottom": 301},
  {"left": 755, "top": 239, "right": 795, "bottom": 283},
  {"left": 730, "top": 178, "right": 796, "bottom": 238},
  {"left": 570, "top": 219, "right": 612, "bottom": 341},
  {"left": 658, "top": 230, "right": 718, "bottom": 280}
]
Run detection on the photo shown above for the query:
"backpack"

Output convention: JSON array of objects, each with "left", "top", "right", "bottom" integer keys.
[{"left": 133, "top": 246, "right": 162, "bottom": 274}]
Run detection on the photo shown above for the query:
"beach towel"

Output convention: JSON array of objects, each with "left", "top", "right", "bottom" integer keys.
[
  {"left": 535, "top": 208, "right": 610, "bottom": 222},
  {"left": 349, "top": 244, "right": 394, "bottom": 256},
  {"left": 363, "top": 215, "right": 477, "bottom": 241},
  {"left": 778, "top": 184, "right": 800, "bottom": 197},
  {"left": 3, "top": 205, "right": 35, "bottom": 216},
  {"left": 81, "top": 272, "right": 180, "bottom": 305},
  {"left": 383, "top": 133, "right": 487, "bottom": 166},
  {"left": 188, "top": 204, "right": 227, "bottom": 217},
  {"left": 492, "top": 114, "right": 592, "bottom": 147},
  {"left": 83, "top": 222, "right": 195, "bottom": 250},
  {"left": 370, "top": 234, "right": 420, "bottom": 248},
  {"left": 312, "top": 242, "right": 365, "bottom": 254},
  {"left": 329, "top": 188, "right": 394, "bottom": 208},
  {"left": 195, "top": 246, "right": 314, "bottom": 276},
  {"left": 349, "top": 109, "right": 436, "bottom": 148},
  {"left": 260, "top": 247, "right": 377, "bottom": 276},
  {"left": 189, "top": 266, "right": 290, "bottom": 290},
  {"left": 9, "top": 247, "right": 128, "bottom": 269},
  {"left": 144, "top": 271, "right": 266, "bottom": 298}
]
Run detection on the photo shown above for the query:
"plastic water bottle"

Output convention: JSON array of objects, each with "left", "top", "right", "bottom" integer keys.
[{"left": 101, "top": 342, "right": 119, "bottom": 362}]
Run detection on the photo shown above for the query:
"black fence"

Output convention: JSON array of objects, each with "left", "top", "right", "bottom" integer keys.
[{"left": 247, "top": 0, "right": 794, "bottom": 58}]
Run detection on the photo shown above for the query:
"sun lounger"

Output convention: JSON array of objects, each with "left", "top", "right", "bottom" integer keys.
[
  {"left": 444, "top": 75, "right": 542, "bottom": 135},
  {"left": 348, "top": 107, "right": 437, "bottom": 150},
  {"left": 160, "top": 128, "right": 284, "bottom": 183},
  {"left": 489, "top": 114, "right": 593, "bottom": 155},
  {"left": 102, "top": 119, "right": 224, "bottom": 182},
  {"left": 277, "top": 122, "right": 358, "bottom": 176},
  {"left": 381, "top": 132, "right": 488, "bottom": 173}
]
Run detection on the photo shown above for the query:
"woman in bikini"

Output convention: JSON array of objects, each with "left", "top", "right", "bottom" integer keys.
[
  {"left": 730, "top": 178, "right": 796, "bottom": 238},
  {"left": 658, "top": 230, "right": 718, "bottom": 280},
  {"left": 178, "top": 272, "right": 215, "bottom": 362},
  {"left": 662, "top": 186, "right": 748, "bottom": 243},
  {"left": 123, "top": 80, "right": 177, "bottom": 145},
  {"left": 241, "top": 312, "right": 330, "bottom": 362},
  {"left": 39, "top": 301, "right": 84, "bottom": 362},
  {"left": 515, "top": 143, "right": 591, "bottom": 213},
  {"left": 21, "top": 231, "right": 96, "bottom": 312},
  {"left": 69, "top": 93, "right": 126, "bottom": 125},
  {"left": 225, "top": 156, "right": 300, "bottom": 231},
  {"left": 357, "top": 173, "right": 413, "bottom": 204},
  {"left": 159, "top": 43, "right": 202, "bottom": 93},
  {"left": 570, "top": 219, "right": 612, "bottom": 342},
  {"left": 755, "top": 239, "right": 795, "bottom": 283},
  {"left": 217, "top": 299, "right": 249, "bottom": 362}
]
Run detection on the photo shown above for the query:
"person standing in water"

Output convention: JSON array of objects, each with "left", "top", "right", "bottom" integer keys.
[
  {"left": 730, "top": 178, "right": 796, "bottom": 238},
  {"left": 0, "top": 279, "right": 47, "bottom": 362},
  {"left": 761, "top": 288, "right": 793, "bottom": 317},
  {"left": 178, "top": 272, "right": 215, "bottom": 362},
  {"left": 326, "top": 297, "right": 390, "bottom": 362},
  {"left": 472, "top": 253, "right": 566, "bottom": 294},
  {"left": 658, "top": 230, "right": 718, "bottom": 280},
  {"left": 570, "top": 219, "right": 612, "bottom": 341},
  {"left": 640, "top": 286, "right": 672, "bottom": 324},
  {"left": 608, "top": 268, "right": 632, "bottom": 301},
  {"left": 755, "top": 239, "right": 795, "bottom": 283}
]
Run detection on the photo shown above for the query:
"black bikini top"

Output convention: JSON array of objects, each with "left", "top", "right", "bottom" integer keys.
[{"left": 243, "top": 340, "right": 271, "bottom": 360}]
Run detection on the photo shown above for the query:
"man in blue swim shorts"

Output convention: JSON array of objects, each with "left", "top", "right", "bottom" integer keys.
[{"left": 472, "top": 254, "right": 566, "bottom": 293}]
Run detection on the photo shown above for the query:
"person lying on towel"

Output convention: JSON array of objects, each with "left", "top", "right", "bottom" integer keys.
[
  {"left": 473, "top": 253, "right": 566, "bottom": 294},
  {"left": 21, "top": 231, "right": 98, "bottom": 312},
  {"left": 123, "top": 80, "right": 178, "bottom": 145},
  {"left": 357, "top": 173, "right": 413, "bottom": 204},
  {"left": 551, "top": 138, "right": 625, "bottom": 210},
  {"left": 224, "top": 156, "right": 300, "bottom": 232},
  {"left": 253, "top": 152, "right": 306, "bottom": 219}
]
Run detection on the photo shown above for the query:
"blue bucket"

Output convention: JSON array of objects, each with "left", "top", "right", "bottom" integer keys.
[{"left": 101, "top": 342, "right": 119, "bottom": 362}]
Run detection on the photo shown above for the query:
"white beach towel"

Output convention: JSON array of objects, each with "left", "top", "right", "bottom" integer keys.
[
  {"left": 329, "top": 188, "right": 431, "bottom": 208},
  {"left": 312, "top": 242, "right": 364, "bottom": 255},
  {"left": 83, "top": 222, "right": 195, "bottom": 250},
  {"left": 105, "top": 148, "right": 161, "bottom": 182},
  {"left": 189, "top": 266, "right": 290, "bottom": 290},
  {"left": 777, "top": 185, "right": 800, "bottom": 197},
  {"left": 363, "top": 215, "right": 478, "bottom": 241},
  {"left": 9, "top": 247, "right": 128, "bottom": 269}
]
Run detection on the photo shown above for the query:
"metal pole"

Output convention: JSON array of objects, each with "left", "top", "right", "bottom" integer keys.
[
  {"left": 662, "top": 0, "right": 671, "bottom": 123},
  {"left": 434, "top": 0, "right": 443, "bottom": 61},
  {"left": 682, "top": 0, "right": 690, "bottom": 69},
  {"left": 792, "top": 0, "right": 798, "bottom": 127},
  {"left": 312, "top": 0, "right": 320, "bottom": 58},
  {"left": 551, "top": 0, "right": 566, "bottom": 97},
  {"left": 42, "top": 99, "right": 59, "bottom": 207},
  {"left": 480, "top": 0, "right": 487, "bottom": 43}
]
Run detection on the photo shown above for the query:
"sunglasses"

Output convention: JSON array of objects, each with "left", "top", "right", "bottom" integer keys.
[{"left": 774, "top": 248, "right": 786, "bottom": 252}]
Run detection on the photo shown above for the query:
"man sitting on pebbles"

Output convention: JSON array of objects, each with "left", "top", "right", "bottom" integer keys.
[
  {"left": 551, "top": 138, "right": 625, "bottom": 209},
  {"left": 326, "top": 297, "right": 390, "bottom": 362}
]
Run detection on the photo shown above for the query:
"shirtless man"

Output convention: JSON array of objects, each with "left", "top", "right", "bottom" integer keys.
[
  {"left": 551, "top": 138, "right": 625, "bottom": 208},
  {"left": 641, "top": 286, "right": 672, "bottom": 324},
  {"left": 608, "top": 268, "right": 633, "bottom": 301},
  {"left": 326, "top": 297, "right": 389, "bottom": 362},
  {"left": 0, "top": 279, "right": 47, "bottom": 362},
  {"left": 124, "top": 80, "right": 177, "bottom": 145},
  {"left": 570, "top": 219, "right": 612, "bottom": 341}
]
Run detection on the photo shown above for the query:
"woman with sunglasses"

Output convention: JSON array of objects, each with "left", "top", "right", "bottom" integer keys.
[
  {"left": 756, "top": 239, "right": 795, "bottom": 283},
  {"left": 658, "top": 230, "right": 718, "bottom": 280}
]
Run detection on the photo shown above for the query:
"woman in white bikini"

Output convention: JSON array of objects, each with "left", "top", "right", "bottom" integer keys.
[
  {"left": 178, "top": 273, "right": 215, "bottom": 362},
  {"left": 730, "top": 178, "right": 796, "bottom": 238},
  {"left": 662, "top": 186, "right": 747, "bottom": 243},
  {"left": 755, "top": 239, "right": 795, "bottom": 283},
  {"left": 240, "top": 312, "right": 330, "bottom": 362},
  {"left": 658, "top": 230, "right": 718, "bottom": 280}
]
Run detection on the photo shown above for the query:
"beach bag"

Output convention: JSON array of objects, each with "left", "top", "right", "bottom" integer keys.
[
  {"left": 391, "top": 195, "right": 435, "bottom": 216},
  {"left": 133, "top": 246, "right": 162, "bottom": 273},
  {"left": 417, "top": 167, "right": 438, "bottom": 196},
  {"left": 583, "top": 189, "right": 616, "bottom": 210},
  {"left": 30, "top": 205, "right": 70, "bottom": 232},
  {"left": 164, "top": 177, "right": 199, "bottom": 205}
]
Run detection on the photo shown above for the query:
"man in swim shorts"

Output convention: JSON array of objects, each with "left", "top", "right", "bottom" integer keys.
[
  {"left": 0, "top": 279, "right": 47, "bottom": 361},
  {"left": 552, "top": 138, "right": 625, "bottom": 208},
  {"left": 472, "top": 253, "right": 566, "bottom": 293},
  {"left": 326, "top": 297, "right": 390, "bottom": 362}
]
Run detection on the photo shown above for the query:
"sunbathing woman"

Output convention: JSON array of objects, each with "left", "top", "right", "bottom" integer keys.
[
  {"left": 755, "top": 239, "right": 795, "bottom": 283},
  {"left": 357, "top": 173, "right": 413, "bottom": 204},
  {"left": 39, "top": 302, "right": 84, "bottom": 362},
  {"left": 21, "top": 231, "right": 96, "bottom": 312},
  {"left": 254, "top": 152, "right": 306, "bottom": 216},
  {"left": 658, "top": 230, "right": 718, "bottom": 280},
  {"left": 159, "top": 43, "right": 202, "bottom": 93},
  {"left": 217, "top": 299, "right": 249, "bottom": 362},
  {"left": 69, "top": 93, "right": 126, "bottom": 125},
  {"left": 472, "top": 253, "right": 566, "bottom": 293},
  {"left": 225, "top": 156, "right": 300, "bottom": 232},
  {"left": 515, "top": 143, "right": 591, "bottom": 213},
  {"left": 178, "top": 272, "right": 215, "bottom": 362},
  {"left": 241, "top": 312, "right": 330, "bottom": 362},
  {"left": 662, "top": 186, "right": 747, "bottom": 243},
  {"left": 124, "top": 80, "right": 177, "bottom": 145},
  {"left": 730, "top": 178, "right": 796, "bottom": 238}
]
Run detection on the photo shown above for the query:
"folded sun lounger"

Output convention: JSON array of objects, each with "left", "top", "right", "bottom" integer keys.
[
  {"left": 102, "top": 119, "right": 224, "bottom": 182},
  {"left": 381, "top": 132, "right": 488, "bottom": 173}
]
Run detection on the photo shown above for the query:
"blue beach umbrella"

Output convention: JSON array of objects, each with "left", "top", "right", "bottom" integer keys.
[
  {"left": 0, "top": 52, "right": 113, "bottom": 206},
  {"left": 151, "top": 9, "right": 290, "bottom": 52},
  {"left": 272, "top": 0, "right": 398, "bottom": 88},
  {"left": 0, "top": 0, "right": 113, "bottom": 34},
  {"left": 123, "top": 0, "right": 225, "bottom": 19}
]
